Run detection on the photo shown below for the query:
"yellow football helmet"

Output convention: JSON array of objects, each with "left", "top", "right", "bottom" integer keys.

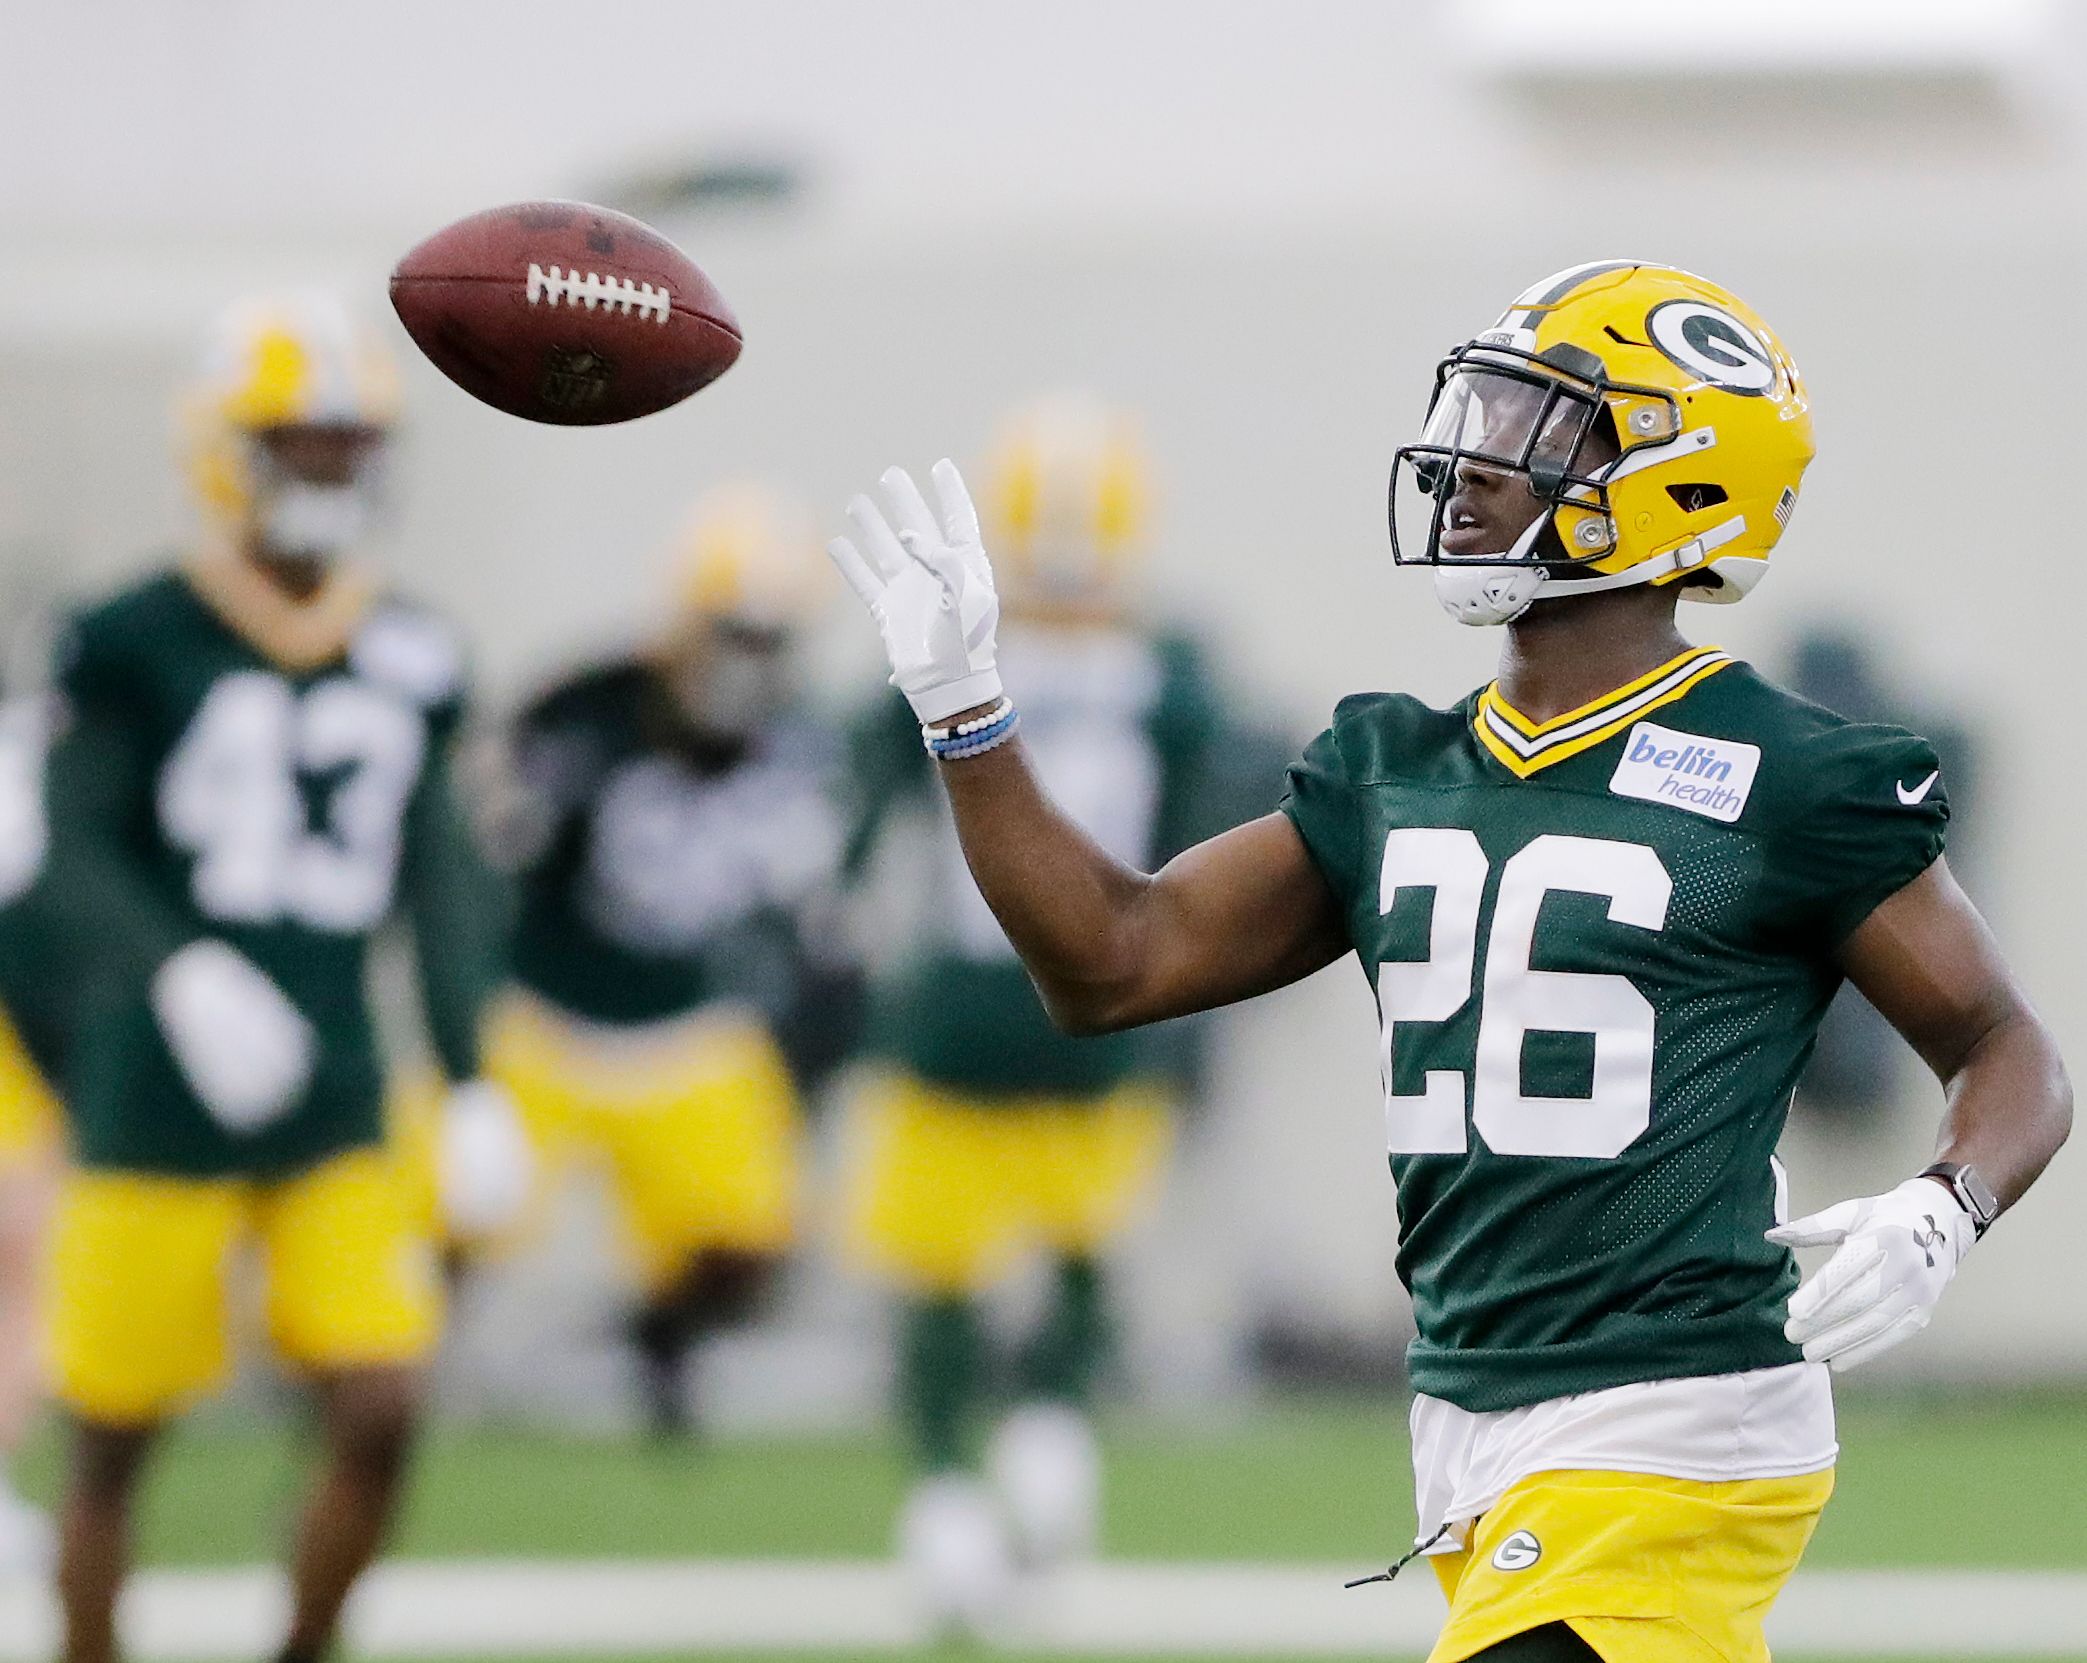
[
  {"left": 670, "top": 483, "right": 827, "bottom": 631},
  {"left": 1391, "top": 261, "right": 1814, "bottom": 626},
  {"left": 661, "top": 484, "right": 827, "bottom": 737},
  {"left": 982, "top": 394, "right": 1149, "bottom": 615},
  {"left": 183, "top": 291, "right": 400, "bottom": 537}
]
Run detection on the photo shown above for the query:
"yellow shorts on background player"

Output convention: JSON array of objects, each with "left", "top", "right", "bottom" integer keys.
[
  {"left": 844, "top": 1072, "right": 1170, "bottom": 1295},
  {"left": 0, "top": 1004, "right": 59, "bottom": 1175},
  {"left": 46, "top": 1151, "right": 439, "bottom": 1425},
  {"left": 414, "top": 994, "right": 801, "bottom": 1289}
]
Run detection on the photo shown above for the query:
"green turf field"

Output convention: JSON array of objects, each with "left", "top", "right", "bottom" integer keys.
[
  {"left": 16, "top": 1388, "right": 2086, "bottom": 1570},
  {"left": 12, "top": 1391, "right": 2082, "bottom": 1662}
]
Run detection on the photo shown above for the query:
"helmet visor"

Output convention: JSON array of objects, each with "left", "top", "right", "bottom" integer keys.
[{"left": 1390, "top": 350, "right": 1613, "bottom": 569}]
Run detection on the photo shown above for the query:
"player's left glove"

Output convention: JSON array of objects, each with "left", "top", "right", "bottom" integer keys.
[
  {"left": 827, "top": 461, "right": 1003, "bottom": 725},
  {"left": 150, "top": 940, "right": 316, "bottom": 1134},
  {"left": 1767, "top": 1176, "right": 1976, "bottom": 1372},
  {"left": 438, "top": 1079, "right": 536, "bottom": 1241}
]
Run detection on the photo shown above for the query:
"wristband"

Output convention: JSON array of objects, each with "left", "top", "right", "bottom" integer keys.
[
  {"left": 924, "top": 701, "right": 1019, "bottom": 761},
  {"left": 921, "top": 696, "right": 1014, "bottom": 743}
]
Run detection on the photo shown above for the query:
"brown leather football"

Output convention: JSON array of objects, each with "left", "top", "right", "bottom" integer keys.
[{"left": 389, "top": 201, "right": 742, "bottom": 425}]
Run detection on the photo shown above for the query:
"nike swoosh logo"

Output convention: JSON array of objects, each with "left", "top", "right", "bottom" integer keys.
[{"left": 1897, "top": 770, "right": 1940, "bottom": 806}]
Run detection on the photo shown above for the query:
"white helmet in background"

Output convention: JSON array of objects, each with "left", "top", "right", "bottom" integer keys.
[
  {"left": 982, "top": 393, "right": 1149, "bottom": 619},
  {"left": 662, "top": 482, "right": 827, "bottom": 736},
  {"left": 182, "top": 291, "right": 400, "bottom": 563},
  {"left": 671, "top": 482, "right": 827, "bottom": 632}
]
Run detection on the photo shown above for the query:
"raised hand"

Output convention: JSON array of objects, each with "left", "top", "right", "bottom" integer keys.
[{"left": 827, "top": 460, "right": 1003, "bottom": 724}]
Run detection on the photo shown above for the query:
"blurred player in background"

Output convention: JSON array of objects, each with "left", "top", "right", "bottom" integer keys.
[
  {"left": 474, "top": 486, "right": 844, "bottom": 1437},
  {"left": 0, "top": 690, "right": 63, "bottom": 1570},
  {"left": 842, "top": 396, "right": 1264, "bottom": 1632},
  {"left": 34, "top": 294, "right": 523, "bottom": 1663}
]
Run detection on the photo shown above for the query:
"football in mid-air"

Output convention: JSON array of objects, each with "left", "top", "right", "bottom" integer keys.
[{"left": 389, "top": 200, "right": 742, "bottom": 425}]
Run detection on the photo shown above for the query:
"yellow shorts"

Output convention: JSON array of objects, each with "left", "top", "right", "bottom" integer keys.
[
  {"left": 1427, "top": 1466, "right": 1835, "bottom": 1663},
  {"left": 45, "top": 1149, "right": 441, "bottom": 1426},
  {"left": 475, "top": 995, "right": 802, "bottom": 1290},
  {"left": 842, "top": 1072, "right": 1173, "bottom": 1294},
  {"left": 0, "top": 1002, "right": 61, "bottom": 1177}
]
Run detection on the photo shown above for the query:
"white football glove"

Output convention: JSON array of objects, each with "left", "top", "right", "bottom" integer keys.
[
  {"left": 150, "top": 939, "right": 315, "bottom": 1133},
  {"left": 827, "top": 461, "right": 1003, "bottom": 724},
  {"left": 438, "top": 1078, "right": 536, "bottom": 1240},
  {"left": 1767, "top": 1176, "right": 1976, "bottom": 1373}
]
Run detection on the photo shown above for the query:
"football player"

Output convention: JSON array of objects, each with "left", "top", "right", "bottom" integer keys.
[
  {"left": 0, "top": 690, "right": 63, "bottom": 1570},
  {"left": 36, "top": 294, "right": 523, "bottom": 1663},
  {"left": 473, "top": 486, "right": 841, "bottom": 1437},
  {"left": 827, "top": 265, "right": 2071, "bottom": 1663},
  {"left": 841, "top": 397, "right": 1249, "bottom": 1629}
]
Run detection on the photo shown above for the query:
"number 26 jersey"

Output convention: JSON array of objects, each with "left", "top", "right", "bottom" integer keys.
[{"left": 1280, "top": 646, "right": 1948, "bottom": 1413}]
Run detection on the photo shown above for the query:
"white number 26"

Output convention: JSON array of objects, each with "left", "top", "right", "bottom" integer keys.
[{"left": 1376, "top": 830, "right": 1671, "bottom": 1160}]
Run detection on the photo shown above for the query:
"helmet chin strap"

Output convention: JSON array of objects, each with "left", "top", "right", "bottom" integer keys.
[{"left": 1434, "top": 512, "right": 1749, "bottom": 627}]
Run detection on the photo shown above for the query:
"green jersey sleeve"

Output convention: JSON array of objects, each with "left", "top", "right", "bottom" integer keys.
[
  {"left": 44, "top": 607, "right": 201, "bottom": 979},
  {"left": 1764, "top": 721, "right": 1949, "bottom": 947},
  {"left": 402, "top": 726, "right": 504, "bottom": 1082},
  {"left": 1278, "top": 695, "right": 1383, "bottom": 915}
]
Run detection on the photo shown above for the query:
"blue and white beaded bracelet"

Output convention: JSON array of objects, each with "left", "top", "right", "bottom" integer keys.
[{"left": 922, "top": 696, "right": 1019, "bottom": 760}]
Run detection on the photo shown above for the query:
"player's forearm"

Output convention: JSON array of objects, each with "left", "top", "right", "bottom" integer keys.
[
  {"left": 1929, "top": 998, "right": 2071, "bottom": 1214},
  {"left": 936, "top": 741, "right": 1350, "bottom": 1034},
  {"left": 1841, "top": 861, "right": 2073, "bottom": 1219},
  {"left": 935, "top": 738, "right": 1159, "bottom": 1035}
]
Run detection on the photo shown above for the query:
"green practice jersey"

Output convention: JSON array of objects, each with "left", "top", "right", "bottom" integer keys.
[
  {"left": 43, "top": 570, "right": 495, "bottom": 1177},
  {"left": 1280, "top": 646, "right": 1948, "bottom": 1412},
  {"left": 850, "top": 622, "right": 1228, "bottom": 1099},
  {"left": 500, "top": 659, "right": 842, "bottom": 1027}
]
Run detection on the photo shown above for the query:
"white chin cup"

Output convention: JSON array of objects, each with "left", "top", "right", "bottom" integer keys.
[
  {"left": 259, "top": 481, "right": 372, "bottom": 559},
  {"left": 1430, "top": 511, "right": 1557, "bottom": 627},
  {"left": 1434, "top": 564, "right": 1545, "bottom": 627}
]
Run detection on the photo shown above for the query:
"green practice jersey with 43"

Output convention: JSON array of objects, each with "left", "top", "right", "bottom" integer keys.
[
  {"left": 44, "top": 571, "right": 491, "bottom": 1177},
  {"left": 1281, "top": 647, "right": 1947, "bottom": 1412}
]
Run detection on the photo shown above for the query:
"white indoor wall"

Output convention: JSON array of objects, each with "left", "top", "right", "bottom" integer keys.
[{"left": 2, "top": 0, "right": 2082, "bottom": 1381}]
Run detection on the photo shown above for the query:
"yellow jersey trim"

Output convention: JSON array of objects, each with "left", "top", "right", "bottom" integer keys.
[{"left": 1473, "top": 646, "right": 1735, "bottom": 779}]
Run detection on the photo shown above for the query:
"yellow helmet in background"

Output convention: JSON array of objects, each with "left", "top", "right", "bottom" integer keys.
[
  {"left": 670, "top": 482, "right": 827, "bottom": 633},
  {"left": 1392, "top": 261, "right": 1814, "bottom": 626},
  {"left": 982, "top": 394, "right": 1150, "bottom": 616},
  {"left": 661, "top": 484, "right": 827, "bottom": 737},
  {"left": 183, "top": 291, "right": 401, "bottom": 533}
]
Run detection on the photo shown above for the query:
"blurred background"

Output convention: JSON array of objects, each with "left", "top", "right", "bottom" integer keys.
[{"left": 0, "top": 2, "right": 2082, "bottom": 1659}]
